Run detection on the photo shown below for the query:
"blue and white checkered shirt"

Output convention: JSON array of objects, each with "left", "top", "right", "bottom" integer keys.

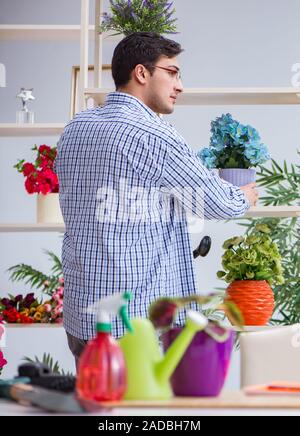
[{"left": 55, "top": 92, "right": 249, "bottom": 340}]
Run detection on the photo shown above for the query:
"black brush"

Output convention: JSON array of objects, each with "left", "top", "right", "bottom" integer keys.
[{"left": 18, "top": 362, "right": 76, "bottom": 393}]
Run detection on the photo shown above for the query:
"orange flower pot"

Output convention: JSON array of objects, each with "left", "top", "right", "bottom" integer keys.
[{"left": 226, "top": 280, "right": 274, "bottom": 326}]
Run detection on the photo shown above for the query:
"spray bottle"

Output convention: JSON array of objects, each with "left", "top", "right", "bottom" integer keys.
[{"left": 76, "top": 292, "right": 132, "bottom": 402}]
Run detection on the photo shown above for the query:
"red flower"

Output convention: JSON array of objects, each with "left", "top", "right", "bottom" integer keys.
[
  {"left": 16, "top": 144, "right": 59, "bottom": 195},
  {"left": 19, "top": 313, "right": 34, "bottom": 324},
  {"left": 3, "top": 308, "right": 21, "bottom": 323},
  {"left": 39, "top": 144, "right": 51, "bottom": 154},
  {"left": 22, "top": 162, "right": 35, "bottom": 177},
  {"left": 24, "top": 178, "right": 37, "bottom": 194}
]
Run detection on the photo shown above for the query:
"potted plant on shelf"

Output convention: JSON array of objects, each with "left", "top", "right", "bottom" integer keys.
[
  {"left": 99, "top": 0, "right": 178, "bottom": 36},
  {"left": 217, "top": 223, "right": 285, "bottom": 326},
  {"left": 14, "top": 144, "right": 63, "bottom": 224},
  {"left": 148, "top": 294, "right": 243, "bottom": 397},
  {"left": 238, "top": 153, "right": 300, "bottom": 325},
  {"left": 198, "top": 113, "right": 270, "bottom": 186}
]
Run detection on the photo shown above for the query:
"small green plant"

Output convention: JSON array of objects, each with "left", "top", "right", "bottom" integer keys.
[
  {"left": 99, "top": 0, "right": 178, "bottom": 36},
  {"left": 217, "top": 224, "right": 285, "bottom": 286},
  {"left": 7, "top": 250, "right": 62, "bottom": 297}
]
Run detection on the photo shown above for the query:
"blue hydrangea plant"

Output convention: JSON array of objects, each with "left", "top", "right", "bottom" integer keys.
[{"left": 198, "top": 113, "right": 270, "bottom": 170}]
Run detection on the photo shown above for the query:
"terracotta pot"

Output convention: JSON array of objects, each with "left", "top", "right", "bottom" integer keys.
[
  {"left": 226, "top": 280, "right": 274, "bottom": 326},
  {"left": 36, "top": 193, "right": 64, "bottom": 224}
]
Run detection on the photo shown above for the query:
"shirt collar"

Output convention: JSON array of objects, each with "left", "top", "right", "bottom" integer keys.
[{"left": 105, "top": 91, "right": 160, "bottom": 121}]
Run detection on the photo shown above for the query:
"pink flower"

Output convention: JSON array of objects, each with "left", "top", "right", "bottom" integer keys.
[
  {"left": 55, "top": 317, "right": 63, "bottom": 324},
  {"left": 53, "top": 305, "right": 63, "bottom": 316},
  {"left": 0, "top": 350, "right": 7, "bottom": 370},
  {"left": 52, "top": 293, "right": 61, "bottom": 302},
  {"left": 58, "top": 277, "right": 64, "bottom": 284},
  {"left": 43, "top": 304, "right": 52, "bottom": 313},
  {"left": 0, "top": 324, "right": 4, "bottom": 340}
]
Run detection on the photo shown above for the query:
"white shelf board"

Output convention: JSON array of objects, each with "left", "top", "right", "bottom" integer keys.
[
  {"left": 245, "top": 206, "right": 300, "bottom": 218},
  {"left": 0, "top": 123, "right": 65, "bottom": 136},
  {"left": 0, "top": 207, "right": 299, "bottom": 233},
  {"left": 4, "top": 323, "right": 63, "bottom": 328},
  {"left": 0, "top": 224, "right": 65, "bottom": 232},
  {"left": 85, "top": 87, "right": 300, "bottom": 105},
  {"left": 0, "top": 25, "right": 120, "bottom": 41}
]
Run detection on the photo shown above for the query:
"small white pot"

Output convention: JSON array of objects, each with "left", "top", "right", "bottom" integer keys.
[
  {"left": 219, "top": 168, "right": 256, "bottom": 186},
  {"left": 36, "top": 193, "right": 64, "bottom": 224}
]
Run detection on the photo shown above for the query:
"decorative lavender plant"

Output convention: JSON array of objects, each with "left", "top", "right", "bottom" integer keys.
[{"left": 99, "top": 0, "right": 178, "bottom": 36}]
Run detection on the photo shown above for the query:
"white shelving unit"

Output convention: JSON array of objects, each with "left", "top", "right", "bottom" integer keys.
[
  {"left": 0, "top": 224, "right": 65, "bottom": 233},
  {"left": 0, "top": 24, "right": 120, "bottom": 41},
  {"left": 85, "top": 87, "right": 300, "bottom": 106},
  {"left": 0, "top": 207, "right": 299, "bottom": 234},
  {"left": 0, "top": 123, "right": 65, "bottom": 136},
  {"left": 0, "top": 0, "right": 299, "bottom": 233}
]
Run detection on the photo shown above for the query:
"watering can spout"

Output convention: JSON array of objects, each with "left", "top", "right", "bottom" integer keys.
[{"left": 155, "top": 311, "right": 208, "bottom": 383}]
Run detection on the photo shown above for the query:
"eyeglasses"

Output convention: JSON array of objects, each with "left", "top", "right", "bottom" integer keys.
[{"left": 153, "top": 65, "right": 182, "bottom": 81}]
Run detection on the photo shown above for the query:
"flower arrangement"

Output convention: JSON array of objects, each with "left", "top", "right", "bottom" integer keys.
[
  {"left": 14, "top": 144, "right": 58, "bottom": 195},
  {"left": 217, "top": 224, "right": 285, "bottom": 286},
  {"left": 198, "top": 113, "right": 270, "bottom": 170},
  {"left": 0, "top": 323, "right": 7, "bottom": 375},
  {"left": 99, "top": 0, "right": 178, "bottom": 36},
  {"left": 0, "top": 281, "right": 63, "bottom": 324}
]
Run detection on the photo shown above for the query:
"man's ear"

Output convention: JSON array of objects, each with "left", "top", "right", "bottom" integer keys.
[{"left": 133, "top": 64, "right": 149, "bottom": 85}]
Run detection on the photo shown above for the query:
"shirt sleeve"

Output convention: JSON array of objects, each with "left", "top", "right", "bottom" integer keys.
[{"left": 160, "top": 134, "right": 250, "bottom": 220}]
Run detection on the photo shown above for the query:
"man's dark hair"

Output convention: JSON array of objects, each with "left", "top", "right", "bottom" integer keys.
[{"left": 111, "top": 32, "right": 183, "bottom": 89}]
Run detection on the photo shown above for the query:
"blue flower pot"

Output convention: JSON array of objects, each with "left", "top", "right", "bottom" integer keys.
[{"left": 219, "top": 168, "right": 256, "bottom": 186}]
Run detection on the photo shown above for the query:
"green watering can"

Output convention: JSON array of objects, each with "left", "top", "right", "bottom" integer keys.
[{"left": 118, "top": 311, "right": 208, "bottom": 400}]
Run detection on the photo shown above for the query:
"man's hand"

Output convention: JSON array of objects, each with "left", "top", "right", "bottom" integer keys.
[{"left": 240, "top": 183, "right": 259, "bottom": 207}]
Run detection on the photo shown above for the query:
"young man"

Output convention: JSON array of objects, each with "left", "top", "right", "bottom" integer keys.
[{"left": 55, "top": 32, "right": 258, "bottom": 366}]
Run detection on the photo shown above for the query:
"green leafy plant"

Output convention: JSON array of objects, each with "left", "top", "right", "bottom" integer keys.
[
  {"left": 7, "top": 250, "right": 62, "bottom": 297},
  {"left": 239, "top": 153, "right": 300, "bottom": 324},
  {"left": 99, "top": 0, "right": 178, "bottom": 36},
  {"left": 217, "top": 224, "right": 285, "bottom": 286},
  {"left": 23, "top": 353, "right": 73, "bottom": 376}
]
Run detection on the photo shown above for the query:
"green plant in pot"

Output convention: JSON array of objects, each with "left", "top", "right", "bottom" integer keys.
[
  {"left": 198, "top": 113, "right": 270, "bottom": 186},
  {"left": 217, "top": 224, "right": 285, "bottom": 326},
  {"left": 239, "top": 153, "right": 300, "bottom": 325},
  {"left": 99, "top": 0, "right": 178, "bottom": 36}
]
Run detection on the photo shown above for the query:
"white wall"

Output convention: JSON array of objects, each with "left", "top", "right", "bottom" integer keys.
[{"left": 0, "top": 0, "right": 300, "bottom": 386}]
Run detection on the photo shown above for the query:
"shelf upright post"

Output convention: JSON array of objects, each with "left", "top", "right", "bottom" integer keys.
[
  {"left": 79, "top": 0, "right": 89, "bottom": 112},
  {"left": 94, "top": 0, "right": 103, "bottom": 90}
]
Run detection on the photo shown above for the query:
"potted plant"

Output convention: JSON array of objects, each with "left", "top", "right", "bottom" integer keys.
[
  {"left": 238, "top": 153, "right": 300, "bottom": 325},
  {"left": 198, "top": 113, "right": 270, "bottom": 186},
  {"left": 217, "top": 224, "right": 285, "bottom": 326},
  {"left": 148, "top": 294, "right": 242, "bottom": 397},
  {"left": 99, "top": 0, "right": 178, "bottom": 36},
  {"left": 14, "top": 144, "right": 63, "bottom": 224}
]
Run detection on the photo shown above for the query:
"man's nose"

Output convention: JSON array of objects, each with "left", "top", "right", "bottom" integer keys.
[{"left": 175, "top": 78, "right": 183, "bottom": 93}]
